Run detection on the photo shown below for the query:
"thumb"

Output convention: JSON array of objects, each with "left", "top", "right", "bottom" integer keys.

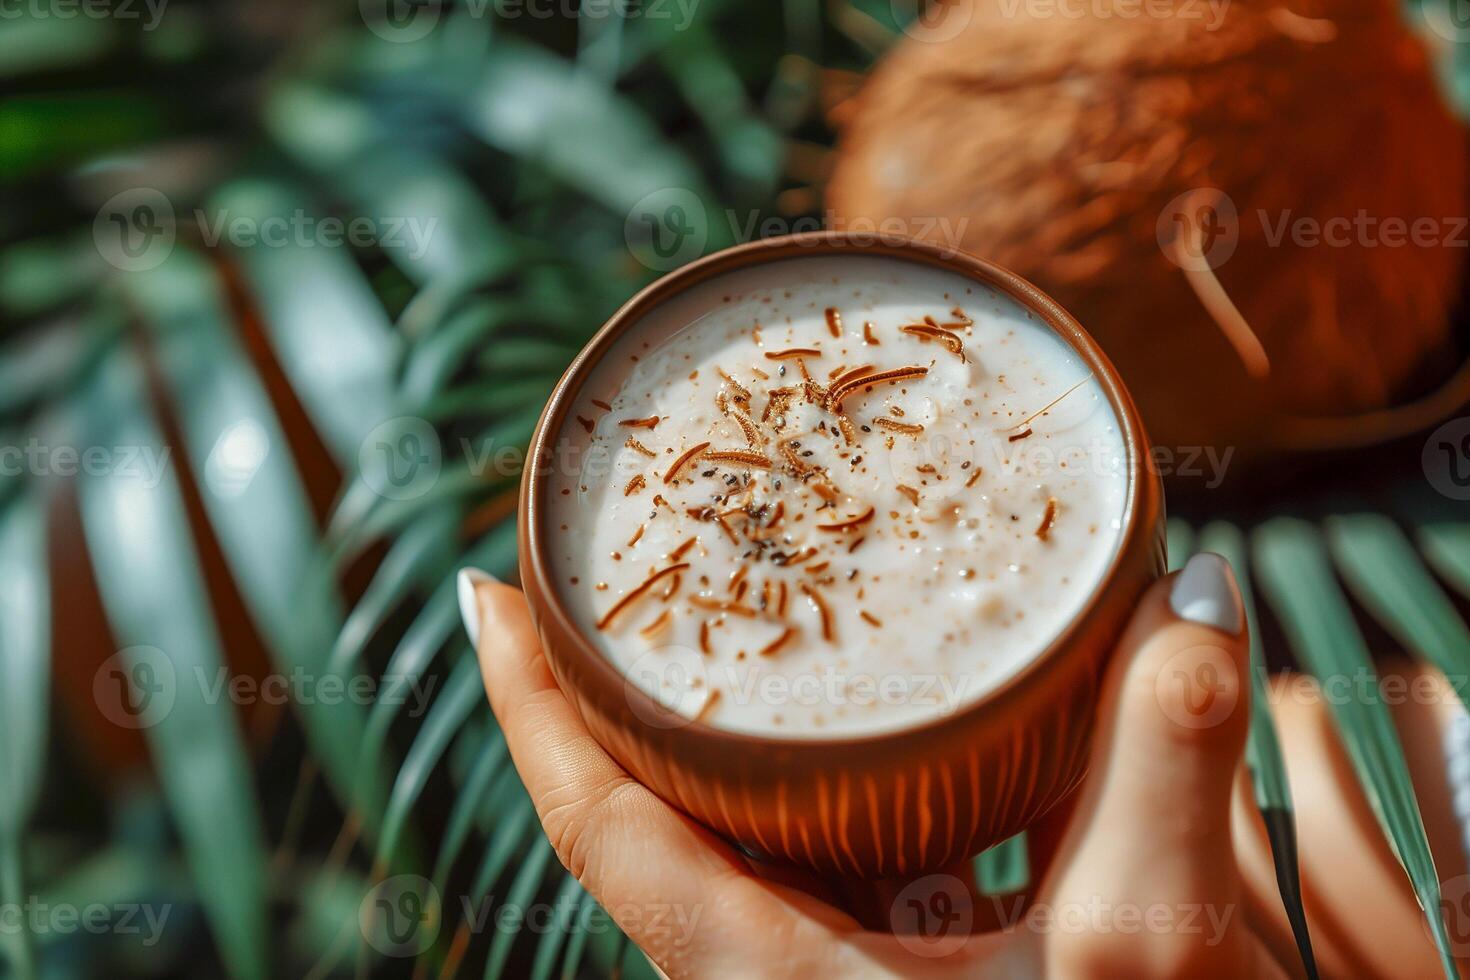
[{"left": 1039, "top": 553, "right": 1256, "bottom": 977}]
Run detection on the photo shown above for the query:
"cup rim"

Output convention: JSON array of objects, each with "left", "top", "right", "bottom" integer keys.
[{"left": 520, "top": 231, "right": 1156, "bottom": 749}]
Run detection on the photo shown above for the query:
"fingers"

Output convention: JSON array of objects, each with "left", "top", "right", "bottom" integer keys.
[
  {"left": 457, "top": 569, "right": 840, "bottom": 977},
  {"left": 1232, "top": 665, "right": 1466, "bottom": 979},
  {"left": 1040, "top": 553, "right": 1255, "bottom": 978}
]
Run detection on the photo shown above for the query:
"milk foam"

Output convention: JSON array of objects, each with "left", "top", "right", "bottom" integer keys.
[{"left": 546, "top": 255, "right": 1129, "bottom": 736}]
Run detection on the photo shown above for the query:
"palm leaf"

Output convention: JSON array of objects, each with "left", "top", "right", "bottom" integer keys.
[
  {"left": 1254, "top": 518, "right": 1457, "bottom": 979},
  {"left": 206, "top": 179, "right": 399, "bottom": 466},
  {"left": 0, "top": 13, "right": 112, "bottom": 78},
  {"left": 77, "top": 346, "right": 270, "bottom": 980},
  {"left": 356, "top": 522, "right": 517, "bottom": 808},
  {"left": 1195, "top": 521, "right": 1317, "bottom": 979},
  {"left": 466, "top": 38, "right": 714, "bottom": 215},
  {"left": 484, "top": 836, "right": 556, "bottom": 980},
  {"left": 122, "top": 248, "right": 391, "bottom": 840},
  {"left": 975, "top": 833, "right": 1029, "bottom": 895},
  {"left": 559, "top": 891, "right": 602, "bottom": 980},
  {"left": 1417, "top": 520, "right": 1470, "bottom": 599},
  {"left": 328, "top": 505, "right": 464, "bottom": 675},
  {"left": 1328, "top": 513, "right": 1470, "bottom": 697},
  {"left": 1419, "top": 521, "right": 1470, "bottom": 597},
  {"left": 530, "top": 873, "right": 588, "bottom": 980},
  {"left": 657, "top": 25, "right": 784, "bottom": 192},
  {"left": 467, "top": 792, "right": 540, "bottom": 907},
  {"left": 376, "top": 656, "right": 487, "bottom": 872},
  {"left": 1165, "top": 516, "right": 1193, "bottom": 571},
  {"left": 0, "top": 494, "right": 49, "bottom": 980},
  {"left": 430, "top": 730, "right": 511, "bottom": 896},
  {"left": 400, "top": 297, "right": 552, "bottom": 402}
]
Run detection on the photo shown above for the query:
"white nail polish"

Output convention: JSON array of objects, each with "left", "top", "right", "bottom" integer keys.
[
  {"left": 457, "top": 568, "right": 498, "bottom": 646},
  {"left": 1169, "top": 552, "right": 1243, "bottom": 634}
]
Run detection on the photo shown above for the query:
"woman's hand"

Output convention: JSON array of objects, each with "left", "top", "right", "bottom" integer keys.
[{"left": 459, "top": 554, "right": 1291, "bottom": 978}]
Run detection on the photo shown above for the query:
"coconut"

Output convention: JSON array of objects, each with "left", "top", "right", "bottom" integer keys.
[{"left": 827, "top": 0, "right": 1466, "bottom": 456}]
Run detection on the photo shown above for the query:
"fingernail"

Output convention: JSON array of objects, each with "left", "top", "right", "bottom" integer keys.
[
  {"left": 1169, "top": 553, "right": 1243, "bottom": 634},
  {"left": 457, "top": 568, "right": 499, "bottom": 647}
]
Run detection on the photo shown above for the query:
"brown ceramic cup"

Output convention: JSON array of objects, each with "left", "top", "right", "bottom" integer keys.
[{"left": 518, "top": 232, "right": 1166, "bottom": 879}]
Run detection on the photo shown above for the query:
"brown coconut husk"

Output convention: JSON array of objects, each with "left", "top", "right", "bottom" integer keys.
[{"left": 827, "top": 0, "right": 1468, "bottom": 457}]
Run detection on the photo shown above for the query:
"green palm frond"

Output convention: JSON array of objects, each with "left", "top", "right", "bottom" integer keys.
[
  {"left": 1256, "top": 519, "right": 1457, "bottom": 978},
  {"left": 0, "top": 496, "right": 49, "bottom": 980},
  {"left": 1195, "top": 522, "right": 1317, "bottom": 979},
  {"left": 77, "top": 346, "right": 271, "bottom": 980}
]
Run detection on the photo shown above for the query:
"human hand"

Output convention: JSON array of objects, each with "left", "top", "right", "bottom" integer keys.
[{"left": 459, "top": 554, "right": 1291, "bottom": 978}]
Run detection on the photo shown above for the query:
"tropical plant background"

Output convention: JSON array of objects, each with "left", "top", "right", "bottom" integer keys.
[{"left": 3, "top": 0, "right": 1470, "bottom": 977}]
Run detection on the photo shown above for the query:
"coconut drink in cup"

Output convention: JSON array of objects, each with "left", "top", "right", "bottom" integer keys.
[{"left": 519, "top": 233, "right": 1164, "bottom": 877}]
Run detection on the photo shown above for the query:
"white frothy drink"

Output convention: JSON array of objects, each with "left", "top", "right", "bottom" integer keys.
[{"left": 547, "top": 255, "right": 1129, "bottom": 737}]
